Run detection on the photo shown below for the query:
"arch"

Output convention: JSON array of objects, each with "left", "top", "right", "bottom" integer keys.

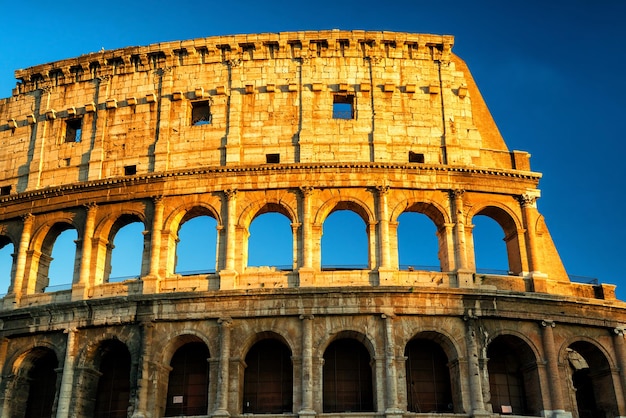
[
  {"left": 487, "top": 334, "right": 543, "bottom": 416},
  {"left": 104, "top": 214, "right": 146, "bottom": 282},
  {"left": 314, "top": 197, "right": 374, "bottom": 226},
  {"left": 238, "top": 200, "right": 297, "bottom": 228},
  {"left": 32, "top": 222, "right": 79, "bottom": 293},
  {"left": 391, "top": 200, "right": 450, "bottom": 227},
  {"left": 165, "top": 204, "right": 220, "bottom": 276},
  {"left": 164, "top": 339, "right": 210, "bottom": 417},
  {"left": 243, "top": 336, "right": 293, "bottom": 414},
  {"left": 247, "top": 212, "right": 293, "bottom": 269},
  {"left": 0, "top": 236, "right": 14, "bottom": 295},
  {"left": 175, "top": 215, "right": 219, "bottom": 274},
  {"left": 565, "top": 340, "right": 619, "bottom": 418},
  {"left": 470, "top": 204, "right": 524, "bottom": 275},
  {"left": 322, "top": 336, "right": 374, "bottom": 412},
  {"left": 405, "top": 338, "right": 453, "bottom": 413},
  {"left": 91, "top": 339, "right": 132, "bottom": 418},
  {"left": 321, "top": 209, "right": 369, "bottom": 269},
  {"left": 7, "top": 346, "right": 59, "bottom": 418},
  {"left": 397, "top": 211, "right": 440, "bottom": 271}
]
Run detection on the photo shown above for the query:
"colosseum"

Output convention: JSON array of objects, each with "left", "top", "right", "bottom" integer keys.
[{"left": 0, "top": 29, "right": 623, "bottom": 418}]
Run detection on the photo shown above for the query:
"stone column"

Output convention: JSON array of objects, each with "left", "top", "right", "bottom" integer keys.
[
  {"left": 299, "top": 187, "right": 315, "bottom": 286},
  {"left": 220, "top": 190, "right": 238, "bottom": 289},
  {"left": 382, "top": 314, "right": 402, "bottom": 416},
  {"left": 450, "top": 190, "right": 473, "bottom": 288},
  {"left": 73, "top": 203, "right": 97, "bottom": 300},
  {"left": 299, "top": 314, "right": 315, "bottom": 416},
  {"left": 377, "top": 186, "right": 395, "bottom": 284},
  {"left": 56, "top": 328, "right": 77, "bottom": 418},
  {"left": 214, "top": 317, "right": 233, "bottom": 417},
  {"left": 143, "top": 196, "right": 164, "bottom": 294},
  {"left": 614, "top": 327, "right": 626, "bottom": 406},
  {"left": 465, "top": 317, "right": 488, "bottom": 416},
  {"left": 8, "top": 213, "right": 34, "bottom": 305},
  {"left": 132, "top": 322, "right": 154, "bottom": 418},
  {"left": 540, "top": 320, "right": 567, "bottom": 416},
  {"left": 518, "top": 193, "right": 541, "bottom": 274}
]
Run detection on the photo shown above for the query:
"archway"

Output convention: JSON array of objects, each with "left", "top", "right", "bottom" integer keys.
[
  {"left": 165, "top": 341, "right": 210, "bottom": 416},
  {"left": 175, "top": 215, "right": 218, "bottom": 274},
  {"left": 322, "top": 210, "right": 368, "bottom": 270},
  {"left": 247, "top": 212, "right": 293, "bottom": 270},
  {"left": 405, "top": 338, "right": 453, "bottom": 412}
]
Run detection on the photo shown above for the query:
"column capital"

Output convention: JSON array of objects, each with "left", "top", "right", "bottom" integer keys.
[
  {"left": 299, "top": 314, "right": 314, "bottom": 320},
  {"left": 83, "top": 202, "right": 98, "bottom": 211},
  {"left": 151, "top": 195, "right": 165, "bottom": 205},
  {"left": 449, "top": 189, "right": 465, "bottom": 199},
  {"left": 218, "top": 317, "right": 233, "bottom": 327},
  {"left": 20, "top": 213, "right": 34, "bottom": 223},
  {"left": 299, "top": 186, "right": 314, "bottom": 197},
  {"left": 376, "top": 185, "right": 390, "bottom": 195},
  {"left": 518, "top": 192, "right": 540, "bottom": 208},
  {"left": 224, "top": 189, "right": 238, "bottom": 200},
  {"left": 614, "top": 327, "right": 626, "bottom": 336},
  {"left": 541, "top": 319, "right": 556, "bottom": 328}
]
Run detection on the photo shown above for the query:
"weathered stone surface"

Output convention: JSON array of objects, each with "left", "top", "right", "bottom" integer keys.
[{"left": 0, "top": 30, "right": 623, "bottom": 418}]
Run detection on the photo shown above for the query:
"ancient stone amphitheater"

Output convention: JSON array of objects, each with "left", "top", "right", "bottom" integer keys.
[{"left": 0, "top": 30, "right": 624, "bottom": 418}]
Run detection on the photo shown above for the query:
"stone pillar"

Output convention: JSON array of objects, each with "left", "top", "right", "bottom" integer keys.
[
  {"left": 299, "top": 314, "right": 315, "bottom": 417},
  {"left": 56, "top": 328, "right": 77, "bottom": 418},
  {"left": 540, "top": 320, "right": 568, "bottom": 417},
  {"left": 614, "top": 327, "right": 626, "bottom": 409},
  {"left": 7, "top": 213, "right": 34, "bottom": 305},
  {"left": 73, "top": 203, "right": 97, "bottom": 300},
  {"left": 450, "top": 190, "right": 473, "bottom": 287},
  {"left": 299, "top": 187, "right": 315, "bottom": 286},
  {"left": 132, "top": 322, "right": 154, "bottom": 418},
  {"left": 465, "top": 317, "right": 489, "bottom": 417},
  {"left": 143, "top": 196, "right": 164, "bottom": 293},
  {"left": 383, "top": 314, "right": 402, "bottom": 417},
  {"left": 214, "top": 317, "right": 233, "bottom": 417},
  {"left": 377, "top": 186, "right": 394, "bottom": 283},
  {"left": 220, "top": 190, "right": 238, "bottom": 289},
  {"left": 518, "top": 193, "right": 541, "bottom": 274}
]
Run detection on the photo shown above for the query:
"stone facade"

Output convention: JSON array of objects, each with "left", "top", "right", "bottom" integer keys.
[{"left": 0, "top": 30, "right": 623, "bottom": 418}]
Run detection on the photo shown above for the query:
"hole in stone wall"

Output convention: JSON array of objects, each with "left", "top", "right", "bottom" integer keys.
[
  {"left": 191, "top": 101, "right": 211, "bottom": 126},
  {"left": 332, "top": 94, "right": 354, "bottom": 119},
  {"left": 409, "top": 151, "right": 424, "bottom": 163},
  {"left": 265, "top": 153, "right": 280, "bottom": 164},
  {"left": 124, "top": 165, "right": 137, "bottom": 176},
  {"left": 65, "top": 118, "right": 82, "bottom": 143},
  {"left": 0, "top": 185, "right": 11, "bottom": 196}
]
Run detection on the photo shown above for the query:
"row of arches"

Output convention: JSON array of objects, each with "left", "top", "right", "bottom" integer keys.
[
  {"left": 4, "top": 330, "right": 618, "bottom": 418},
  {"left": 0, "top": 198, "right": 515, "bottom": 295}
]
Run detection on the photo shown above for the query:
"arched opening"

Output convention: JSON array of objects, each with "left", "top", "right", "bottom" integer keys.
[
  {"left": 107, "top": 216, "right": 144, "bottom": 282},
  {"left": 12, "top": 348, "right": 59, "bottom": 418},
  {"left": 248, "top": 212, "right": 293, "bottom": 270},
  {"left": 38, "top": 223, "right": 78, "bottom": 292},
  {"left": 47, "top": 228, "right": 78, "bottom": 291},
  {"left": 567, "top": 341, "right": 619, "bottom": 418},
  {"left": 175, "top": 215, "right": 218, "bottom": 275},
  {"left": 397, "top": 212, "right": 440, "bottom": 271},
  {"left": 0, "top": 237, "right": 14, "bottom": 295},
  {"left": 323, "top": 338, "right": 373, "bottom": 412},
  {"left": 93, "top": 340, "right": 131, "bottom": 418},
  {"left": 165, "top": 342, "right": 210, "bottom": 417},
  {"left": 322, "top": 210, "right": 368, "bottom": 270},
  {"left": 472, "top": 215, "right": 509, "bottom": 274},
  {"left": 405, "top": 338, "right": 452, "bottom": 413},
  {"left": 487, "top": 335, "right": 542, "bottom": 416},
  {"left": 243, "top": 338, "right": 293, "bottom": 413}
]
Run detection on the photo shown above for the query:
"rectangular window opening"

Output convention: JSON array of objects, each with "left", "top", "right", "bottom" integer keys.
[
  {"left": 266, "top": 153, "right": 280, "bottom": 164},
  {"left": 0, "top": 185, "right": 11, "bottom": 196},
  {"left": 333, "top": 94, "right": 354, "bottom": 119},
  {"left": 124, "top": 165, "right": 137, "bottom": 176},
  {"left": 65, "top": 118, "right": 82, "bottom": 143},
  {"left": 191, "top": 101, "right": 211, "bottom": 126},
  {"left": 409, "top": 151, "right": 425, "bottom": 163}
]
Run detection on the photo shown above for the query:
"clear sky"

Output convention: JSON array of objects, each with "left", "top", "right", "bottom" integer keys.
[{"left": 1, "top": 0, "right": 625, "bottom": 298}]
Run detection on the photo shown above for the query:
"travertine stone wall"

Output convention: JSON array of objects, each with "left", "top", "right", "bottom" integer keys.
[{"left": 0, "top": 31, "right": 623, "bottom": 418}]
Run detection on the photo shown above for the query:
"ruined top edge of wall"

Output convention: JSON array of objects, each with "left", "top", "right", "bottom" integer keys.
[{"left": 12, "top": 30, "right": 455, "bottom": 96}]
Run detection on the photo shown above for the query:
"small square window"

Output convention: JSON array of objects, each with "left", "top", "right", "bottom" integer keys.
[
  {"left": 191, "top": 101, "right": 211, "bottom": 126},
  {"left": 409, "top": 151, "right": 425, "bottom": 163},
  {"left": 65, "top": 118, "right": 82, "bottom": 142},
  {"left": 0, "top": 185, "right": 11, "bottom": 196},
  {"left": 332, "top": 94, "right": 354, "bottom": 119},
  {"left": 266, "top": 153, "right": 280, "bottom": 164},
  {"left": 124, "top": 165, "right": 137, "bottom": 175}
]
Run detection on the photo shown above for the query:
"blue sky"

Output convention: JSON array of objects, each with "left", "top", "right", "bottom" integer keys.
[{"left": 0, "top": 0, "right": 625, "bottom": 298}]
